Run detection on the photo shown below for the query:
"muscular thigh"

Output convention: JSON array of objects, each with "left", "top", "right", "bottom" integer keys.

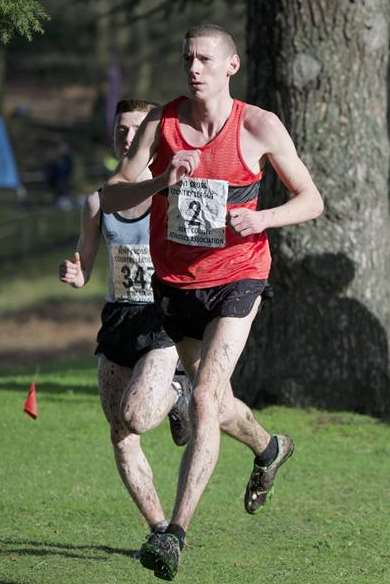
[
  {"left": 120, "top": 345, "right": 178, "bottom": 416},
  {"left": 197, "top": 297, "right": 261, "bottom": 403},
  {"left": 98, "top": 347, "right": 177, "bottom": 426}
]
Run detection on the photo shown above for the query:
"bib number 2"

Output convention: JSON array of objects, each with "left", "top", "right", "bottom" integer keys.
[{"left": 167, "top": 177, "right": 228, "bottom": 248}]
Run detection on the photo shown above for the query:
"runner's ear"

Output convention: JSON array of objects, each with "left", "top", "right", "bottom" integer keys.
[{"left": 227, "top": 54, "right": 240, "bottom": 77}]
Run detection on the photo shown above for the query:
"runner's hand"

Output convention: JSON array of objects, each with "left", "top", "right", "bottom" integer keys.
[
  {"left": 58, "top": 252, "right": 85, "bottom": 288},
  {"left": 229, "top": 208, "right": 270, "bottom": 236},
  {"left": 165, "top": 150, "right": 201, "bottom": 186}
]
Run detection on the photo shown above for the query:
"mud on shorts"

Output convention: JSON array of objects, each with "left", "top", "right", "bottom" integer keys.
[
  {"left": 152, "top": 277, "right": 273, "bottom": 342},
  {"left": 95, "top": 302, "right": 174, "bottom": 369}
]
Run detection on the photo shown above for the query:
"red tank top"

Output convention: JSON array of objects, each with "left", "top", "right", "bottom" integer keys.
[{"left": 149, "top": 96, "right": 271, "bottom": 288}]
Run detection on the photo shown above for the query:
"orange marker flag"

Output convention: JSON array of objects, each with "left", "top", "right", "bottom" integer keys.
[{"left": 24, "top": 382, "right": 38, "bottom": 419}]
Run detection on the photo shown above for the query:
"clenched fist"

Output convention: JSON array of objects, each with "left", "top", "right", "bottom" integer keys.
[
  {"left": 229, "top": 208, "right": 271, "bottom": 237},
  {"left": 164, "top": 149, "right": 201, "bottom": 186}
]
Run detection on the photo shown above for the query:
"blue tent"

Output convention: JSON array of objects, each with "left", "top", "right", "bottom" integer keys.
[{"left": 0, "top": 116, "right": 21, "bottom": 189}]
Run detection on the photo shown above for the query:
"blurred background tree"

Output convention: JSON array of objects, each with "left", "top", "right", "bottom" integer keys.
[{"left": 0, "top": 0, "right": 48, "bottom": 44}]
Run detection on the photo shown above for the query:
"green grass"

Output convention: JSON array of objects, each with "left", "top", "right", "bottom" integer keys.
[{"left": 1, "top": 363, "right": 390, "bottom": 584}]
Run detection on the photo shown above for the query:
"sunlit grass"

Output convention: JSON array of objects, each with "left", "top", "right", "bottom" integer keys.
[{"left": 1, "top": 364, "right": 390, "bottom": 584}]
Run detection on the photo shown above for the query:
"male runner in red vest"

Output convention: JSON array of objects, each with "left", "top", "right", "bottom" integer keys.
[{"left": 102, "top": 24, "right": 323, "bottom": 580}]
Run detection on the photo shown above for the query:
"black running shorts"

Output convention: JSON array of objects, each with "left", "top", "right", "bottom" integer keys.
[
  {"left": 95, "top": 302, "right": 174, "bottom": 369},
  {"left": 152, "top": 277, "right": 272, "bottom": 342}
]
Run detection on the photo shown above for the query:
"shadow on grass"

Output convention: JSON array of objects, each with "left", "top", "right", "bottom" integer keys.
[
  {"left": 0, "top": 581, "right": 32, "bottom": 584},
  {"left": 0, "top": 537, "right": 139, "bottom": 561}
]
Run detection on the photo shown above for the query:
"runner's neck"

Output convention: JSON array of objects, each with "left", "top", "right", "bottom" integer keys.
[{"left": 179, "top": 96, "right": 234, "bottom": 144}]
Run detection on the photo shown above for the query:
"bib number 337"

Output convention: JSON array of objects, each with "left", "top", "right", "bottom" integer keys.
[{"left": 167, "top": 177, "right": 228, "bottom": 248}]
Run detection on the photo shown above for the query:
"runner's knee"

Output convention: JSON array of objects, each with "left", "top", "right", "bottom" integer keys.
[
  {"left": 111, "top": 430, "right": 139, "bottom": 454},
  {"left": 122, "top": 405, "right": 151, "bottom": 435}
]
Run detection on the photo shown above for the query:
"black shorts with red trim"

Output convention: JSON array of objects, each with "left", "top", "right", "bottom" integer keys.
[{"left": 152, "top": 277, "right": 272, "bottom": 342}]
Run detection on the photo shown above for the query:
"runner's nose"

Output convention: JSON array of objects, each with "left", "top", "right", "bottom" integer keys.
[{"left": 189, "top": 58, "right": 201, "bottom": 75}]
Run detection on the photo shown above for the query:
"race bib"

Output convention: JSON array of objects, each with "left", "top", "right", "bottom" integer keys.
[
  {"left": 111, "top": 244, "right": 154, "bottom": 302},
  {"left": 167, "top": 177, "right": 228, "bottom": 248}
]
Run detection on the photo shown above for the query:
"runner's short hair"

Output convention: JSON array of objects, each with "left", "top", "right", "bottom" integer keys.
[
  {"left": 115, "top": 99, "right": 159, "bottom": 116},
  {"left": 184, "top": 24, "right": 238, "bottom": 56}
]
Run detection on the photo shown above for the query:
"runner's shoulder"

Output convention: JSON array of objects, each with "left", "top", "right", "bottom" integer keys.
[{"left": 243, "top": 104, "right": 285, "bottom": 143}]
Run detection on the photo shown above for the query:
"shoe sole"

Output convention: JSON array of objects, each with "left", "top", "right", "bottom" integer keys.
[
  {"left": 168, "top": 418, "right": 190, "bottom": 447},
  {"left": 245, "top": 439, "right": 295, "bottom": 514},
  {"left": 139, "top": 544, "right": 157, "bottom": 571},
  {"left": 140, "top": 545, "right": 177, "bottom": 580}
]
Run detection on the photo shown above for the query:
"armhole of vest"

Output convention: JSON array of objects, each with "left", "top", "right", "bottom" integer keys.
[
  {"left": 236, "top": 102, "right": 263, "bottom": 181},
  {"left": 153, "top": 98, "right": 180, "bottom": 170},
  {"left": 161, "top": 96, "right": 186, "bottom": 133}
]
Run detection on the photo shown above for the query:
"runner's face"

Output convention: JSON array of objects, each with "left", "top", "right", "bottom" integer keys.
[
  {"left": 183, "top": 35, "right": 238, "bottom": 101},
  {"left": 114, "top": 110, "right": 148, "bottom": 158}
]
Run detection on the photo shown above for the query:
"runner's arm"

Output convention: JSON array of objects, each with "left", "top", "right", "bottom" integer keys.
[
  {"left": 263, "top": 112, "right": 324, "bottom": 227},
  {"left": 76, "top": 191, "right": 101, "bottom": 284},
  {"left": 101, "top": 108, "right": 201, "bottom": 213},
  {"left": 101, "top": 109, "right": 165, "bottom": 213},
  {"left": 58, "top": 192, "right": 101, "bottom": 288},
  {"left": 230, "top": 112, "right": 323, "bottom": 236}
]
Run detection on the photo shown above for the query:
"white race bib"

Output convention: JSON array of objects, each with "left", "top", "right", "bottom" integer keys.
[
  {"left": 111, "top": 244, "right": 154, "bottom": 302},
  {"left": 167, "top": 177, "right": 228, "bottom": 248}
]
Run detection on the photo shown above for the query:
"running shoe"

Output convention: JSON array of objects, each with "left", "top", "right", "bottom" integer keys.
[
  {"left": 244, "top": 434, "right": 294, "bottom": 514},
  {"left": 168, "top": 375, "right": 192, "bottom": 447},
  {"left": 140, "top": 531, "right": 181, "bottom": 580}
]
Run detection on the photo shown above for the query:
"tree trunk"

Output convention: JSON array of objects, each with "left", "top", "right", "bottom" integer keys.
[{"left": 234, "top": 0, "right": 390, "bottom": 416}]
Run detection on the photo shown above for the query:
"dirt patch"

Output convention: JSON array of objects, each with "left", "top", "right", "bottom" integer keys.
[{"left": 0, "top": 301, "right": 101, "bottom": 366}]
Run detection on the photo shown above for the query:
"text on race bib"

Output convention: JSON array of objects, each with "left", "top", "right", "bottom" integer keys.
[
  {"left": 167, "top": 177, "right": 228, "bottom": 248},
  {"left": 111, "top": 244, "right": 154, "bottom": 302}
]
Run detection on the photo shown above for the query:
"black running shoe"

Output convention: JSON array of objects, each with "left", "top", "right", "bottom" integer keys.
[
  {"left": 168, "top": 375, "right": 192, "bottom": 447},
  {"left": 140, "top": 531, "right": 181, "bottom": 580},
  {"left": 244, "top": 434, "right": 294, "bottom": 514}
]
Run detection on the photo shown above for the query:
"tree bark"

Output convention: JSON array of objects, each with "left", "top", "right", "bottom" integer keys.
[{"left": 234, "top": 0, "right": 390, "bottom": 416}]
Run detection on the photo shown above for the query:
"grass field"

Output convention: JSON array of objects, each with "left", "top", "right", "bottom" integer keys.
[{"left": 1, "top": 362, "right": 390, "bottom": 584}]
